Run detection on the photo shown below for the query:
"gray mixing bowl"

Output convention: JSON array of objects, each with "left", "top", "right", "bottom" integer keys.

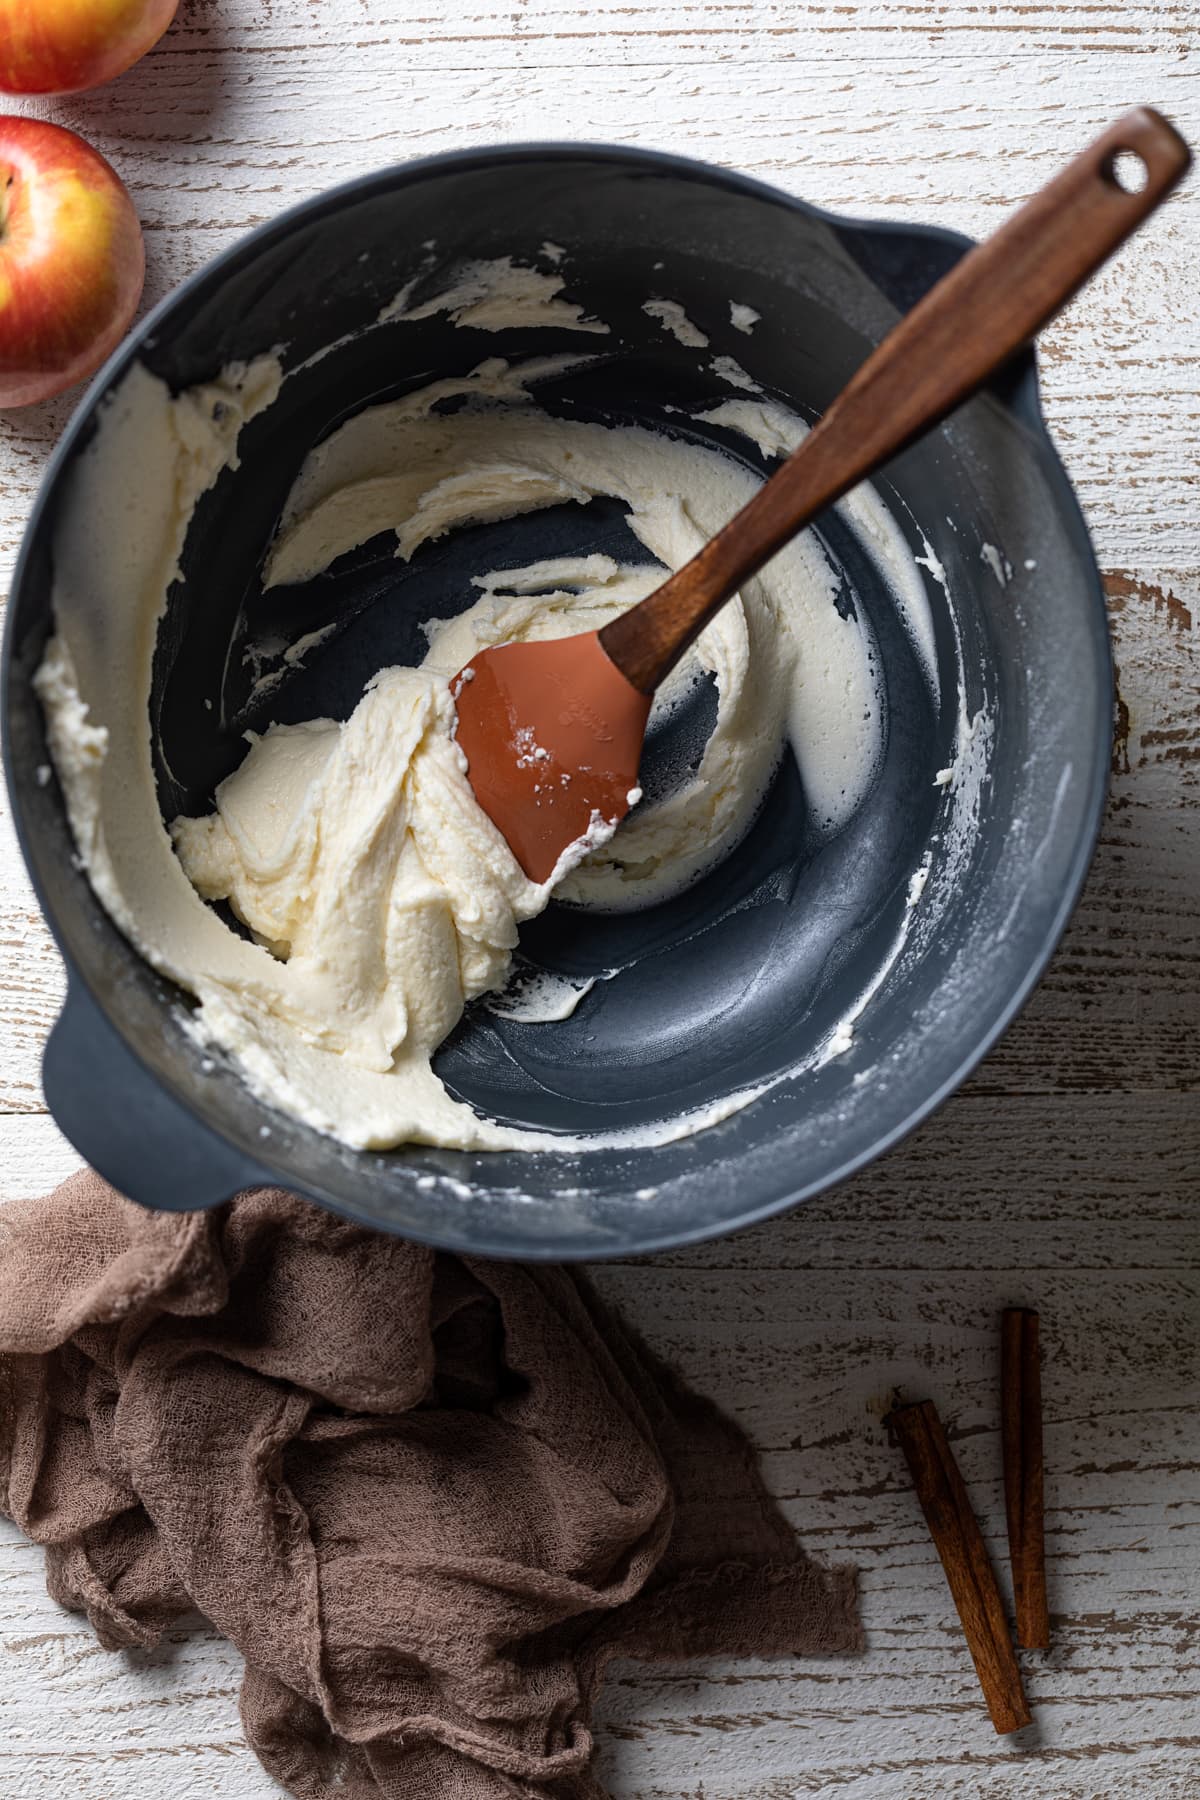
[{"left": 3, "top": 145, "right": 1111, "bottom": 1258}]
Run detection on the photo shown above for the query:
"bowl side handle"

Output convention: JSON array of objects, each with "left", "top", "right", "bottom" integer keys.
[{"left": 42, "top": 981, "right": 266, "bottom": 1214}]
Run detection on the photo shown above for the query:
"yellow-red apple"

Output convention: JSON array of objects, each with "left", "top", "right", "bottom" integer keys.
[
  {"left": 0, "top": 117, "right": 144, "bottom": 408},
  {"left": 0, "top": 0, "right": 178, "bottom": 96}
]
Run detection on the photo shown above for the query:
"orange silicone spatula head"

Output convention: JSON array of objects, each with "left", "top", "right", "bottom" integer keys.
[{"left": 452, "top": 632, "right": 652, "bottom": 883}]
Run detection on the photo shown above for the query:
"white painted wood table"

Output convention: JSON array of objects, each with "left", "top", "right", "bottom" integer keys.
[{"left": 1, "top": 3, "right": 1197, "bottom": 1794}]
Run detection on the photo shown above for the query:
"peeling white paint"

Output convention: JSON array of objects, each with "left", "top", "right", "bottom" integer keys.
[{"left": 0, "top": 3, "right": 1195, "bottom": 1793}]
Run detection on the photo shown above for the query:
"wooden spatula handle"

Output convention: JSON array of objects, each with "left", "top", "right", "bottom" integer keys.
[{"left": 600, "top": 106, "right": 1191, "bottom": 694}]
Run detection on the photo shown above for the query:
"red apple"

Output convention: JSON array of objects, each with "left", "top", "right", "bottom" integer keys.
[
  {"left": 0, "top": 116, "right": 144, "bottom": 408},
  {"left": 0, "top": 1, "right": 178, "bottom": 96}
]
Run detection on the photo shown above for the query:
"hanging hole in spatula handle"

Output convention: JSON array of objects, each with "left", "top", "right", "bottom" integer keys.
[
  {"left": 1095, "top": 107, "right": 1190, "bottom": 208},
  {"left": 1107, "top": 149, "right": 1151, "bottom": 195}
]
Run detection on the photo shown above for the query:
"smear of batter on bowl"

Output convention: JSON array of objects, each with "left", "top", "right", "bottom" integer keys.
[
  {"left": 36, "top": 255, "right": 942, "bottom": 1156},
  {"left": 379, "top": 254, "right": 610, "bottom": 334},
  {"left": 642, "top": 298, "right": 709, "bottom": 348},
  {"left": 980, "top": 541, "right": 1012, "bottom": 587},
  {"left": 709, "top": 354, "right": 761, "bottom": 394}
]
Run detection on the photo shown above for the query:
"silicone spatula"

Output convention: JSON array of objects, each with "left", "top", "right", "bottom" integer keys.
[{"left": 453, "top": 108, "right": 1189, "bottom": 883}]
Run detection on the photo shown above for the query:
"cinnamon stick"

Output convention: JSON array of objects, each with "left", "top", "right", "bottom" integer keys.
[
  {"left": 1002, "top": 1308, "right": 1050, "bottom": 1649},
  {"left": 888, "top": 1399, "right": 1032, "bottom": 1734}
]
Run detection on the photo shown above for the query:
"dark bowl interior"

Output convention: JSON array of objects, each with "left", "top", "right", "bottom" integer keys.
[{"left": 3, "top": 146, "right": 1110, "bottom": 1258}]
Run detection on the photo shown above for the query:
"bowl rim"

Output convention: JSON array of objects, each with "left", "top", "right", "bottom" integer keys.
[{"left": 2, "top": 140, "right": 1112, "bottom": 1257}]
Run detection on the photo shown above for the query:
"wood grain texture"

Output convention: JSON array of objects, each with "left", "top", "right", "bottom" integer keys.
[
  {"left": 1001, "top": 1310, "right": 1050, "bottom": 1652},
  {"left": 0, "top": 1, "right": 1197, "bottom": 1794}
]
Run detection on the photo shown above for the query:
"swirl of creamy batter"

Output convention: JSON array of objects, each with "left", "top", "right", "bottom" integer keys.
[
  {"left": 255, "top": 357, "right": 882, "bottom": 910},
  {"left": 34, "top": 261, "right": 931, "bottom": 1155}
]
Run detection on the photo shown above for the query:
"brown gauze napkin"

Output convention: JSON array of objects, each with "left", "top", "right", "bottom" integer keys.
[{"left": 0, "top": 1172, "right": 860, "bottom": 1797}]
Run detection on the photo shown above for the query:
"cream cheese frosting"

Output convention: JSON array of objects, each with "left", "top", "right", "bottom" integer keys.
[{"left": 35, "top": 258, "right": 939, "bottom": 1155}]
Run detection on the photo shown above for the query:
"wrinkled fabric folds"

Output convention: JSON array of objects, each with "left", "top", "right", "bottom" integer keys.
[{"left": 0, "top": 1172, "right": 860, "bottom": 1797}]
